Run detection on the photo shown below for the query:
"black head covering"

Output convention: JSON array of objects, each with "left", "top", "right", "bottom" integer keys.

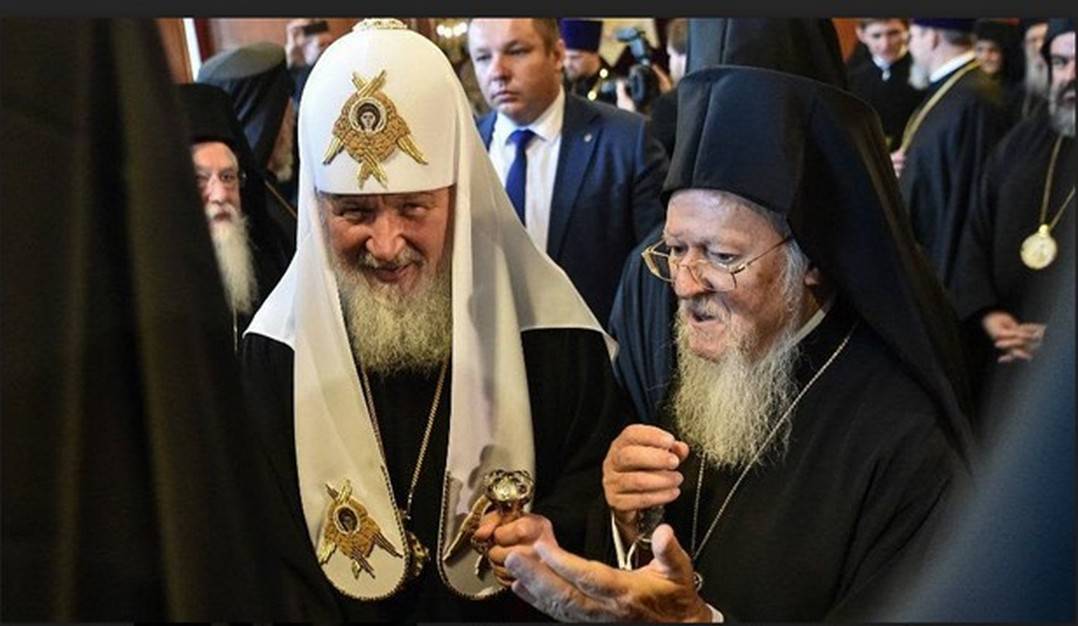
[
  {"left": 1, "top": 18, "right": 286, "bottom": 619},
  {"left": 175, "top": 82, "right": 292, "bottom": 309},
  {"left": 664, "top": 66, "right": 975, "bottom": 463},
  {"left": 611, "top": 19, "right": 850, "bottom": 424},
  {"left": 197, "top": 42, "right": 294, "bottom": 169},
  {"left": 1041, "top": 18, "right": 1076, "bottom": 66},
  {"left": 685, "top": 19, "right": 848, "bottom": 90},
  {"left": 973, "top": 19, "right": 1025, "bottom": 86}
]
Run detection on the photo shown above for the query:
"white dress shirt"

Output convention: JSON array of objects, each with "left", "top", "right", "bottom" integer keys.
[{"left": 487, "top": 87, "right": 565, "bottom": 253}]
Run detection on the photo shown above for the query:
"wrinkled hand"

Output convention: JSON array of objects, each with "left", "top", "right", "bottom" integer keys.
[
  {"left": 983, "top": 310, "right": 1046, "bottom": 363},
  {"left": 473, "top": 511, "right": 557, "bottom": 587},
  {"left": 505, "top": 523, "right": 712, "bottom": 622},
  {"left": 603, "top": 425, "right": 689, "bottom": 544},
  {"left": 890, "top": 150, "right": 906, "bottom": 178}
]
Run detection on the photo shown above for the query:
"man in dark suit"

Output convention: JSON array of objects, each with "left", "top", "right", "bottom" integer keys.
[
  {"left": 848, "top": 18, "right": 926, "bottom": 151},
  {"left": 468, "top": 18, "right": 668, "bottom": 325}
]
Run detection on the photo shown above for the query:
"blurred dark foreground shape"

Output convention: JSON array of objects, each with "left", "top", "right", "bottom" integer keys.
[{"left": 2, "top": 18, "right": 286, "bottom": 620}]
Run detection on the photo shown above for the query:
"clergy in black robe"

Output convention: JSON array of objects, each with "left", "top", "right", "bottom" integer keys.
[
  {"left": 239, "top": 20, "right": 627, "bottom": 621},
  {"left": 951, "top": 18, "right": 1075, "bottom": 443},
  {"left": 897, "top": 18, "right": 1011, "bottom": 287},
  {"left": 973, "top": 19, "right": 1028, "bottom": 127},
  {"left": 2, "top": 18, "right": 285, "bottom": 620},
  {"left": 611, "top": 18, "right": 852, "bottom": 425},
  {"left": 198, "top": 42, "right": 299, "bottom": 240},
  {"left": 848, "top": 19, "right": 926, "bottom": 151},
  {"left": 177, "top": 83, "right": 295, "bottom": 348},
  {"left": 560, "top": 18, "right": 618, "bottom": 105},
  {"left": 502, "top": 66, "right": 976, "bottom": 623}
]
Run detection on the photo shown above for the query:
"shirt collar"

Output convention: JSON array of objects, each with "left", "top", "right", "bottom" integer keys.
[
  {"left": 930, "top": 50, "right": 976, "bottom": 83},
  {"left": 494, "top": 87, "right": 565, "bottom": 144},
  {"left": 789, "top": 293, "right": 835, "bottom": 347},
  {"left": 872, "top": 48, "right": 908, "bottom": 71}
]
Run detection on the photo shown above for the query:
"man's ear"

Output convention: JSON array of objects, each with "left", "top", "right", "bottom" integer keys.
[
  {"left": 552, "top": 38, "right": 566, "bottom": 73},
  {"left": 804, "top": 265, "right": 823, "bottom": 287}
]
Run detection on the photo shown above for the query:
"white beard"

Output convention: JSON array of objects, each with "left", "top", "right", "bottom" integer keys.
[
  {"left": 208, "top": 208, "right": 259, "bottom": 316},
  {"left": 1025, "top": 57, "right": 1050, "bottom": 97},
  {"left": 671, "top": 248, "right": 809, "bottom": 472},
  {"left": 671, "top": 315, "right": 802, "bottom": 472},
  {"left": 333, "top": 247, "right": 452, "bottom": 375},
  {"left": 1049, "top": 80, "right": 1076, "bottom": 138},
  {"left": 908, "top": 61, "right": 931, "bottom": 90}
]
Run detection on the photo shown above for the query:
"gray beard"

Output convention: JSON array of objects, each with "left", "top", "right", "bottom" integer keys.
[
  {"left": 1025, "top": 58, "right": 1050, "bottom": 97},
  {"left": 333, "top": 250, "right": 452, "bottom": 375},
  {"left": 671, "top": 314, "right": 802, "bottom": 472},
  {"left": 210, "top": 212, "right": 259, "bottom": 316},
  {"left": 908, "top": 61, "right": 931, "bottom": 90},
  {"left": 1049, "top": 81, "right": 1076, "bottom": 138}
]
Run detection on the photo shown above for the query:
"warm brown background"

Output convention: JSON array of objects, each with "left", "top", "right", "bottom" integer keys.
[{"left": 155, "top": 18, "right": 864, "bottom": 84}]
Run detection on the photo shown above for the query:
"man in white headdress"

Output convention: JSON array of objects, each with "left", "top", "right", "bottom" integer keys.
[{"left": 241, "top": 18, "right": 628, "bottom": 621}]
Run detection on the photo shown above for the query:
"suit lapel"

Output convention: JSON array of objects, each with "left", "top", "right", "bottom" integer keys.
[
  {"left": 549, "top": 95, "right": 599, "bottom": 259},
  {"left": 478, "top": 112, "right": 496, "bottom": 149}
]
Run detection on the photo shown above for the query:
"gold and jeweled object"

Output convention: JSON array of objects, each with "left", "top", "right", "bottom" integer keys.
[
  {"left": 317, "top": 479, "right": 403, "bottom": 580},
  {"left": 473, "top": 469, "right": 535, "bottom": 576},
  {"left": 323, "top": 69, "right": 427, "bottom": 189}
]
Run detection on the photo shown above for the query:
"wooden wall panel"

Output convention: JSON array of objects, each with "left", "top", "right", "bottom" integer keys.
[
  {"left": 832, "top": 18, "right": 860, "bottom": 63},
  {"left": 204, "top": 18, "right": 360, "bottom": 58},
  {"left": 156, "top": 18, "right": 192, "bottom": 83}
]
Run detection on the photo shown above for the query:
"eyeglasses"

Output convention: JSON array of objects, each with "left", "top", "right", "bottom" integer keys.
[
  {"left": 195, "top": 168, "right": 246, "bottom": 191},
  {"left": 641, "top": 236, "right": 793, "bottom": 292}
]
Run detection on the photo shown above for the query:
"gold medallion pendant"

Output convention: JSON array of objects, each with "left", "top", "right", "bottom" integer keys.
[{"left": 1020, "top": 224, "right": 1058, "bottom": 270}]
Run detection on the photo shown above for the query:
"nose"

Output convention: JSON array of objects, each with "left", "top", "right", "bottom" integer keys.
[
  {"left": 488, "top": 53, "right": 510, "bottom": 83},
  {"left": 671, "top": 255, "right": 710, "bottom": 300},
  {"left": 205, "top": 177, "right": 229, "bottom": 204},
  {"left": 365, "top": 212, "right": 406, "bottom": 261}
]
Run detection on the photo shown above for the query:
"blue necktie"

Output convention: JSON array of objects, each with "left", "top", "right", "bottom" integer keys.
[{"left": 505, "top": 128, "right": 536, "bottom": 224}]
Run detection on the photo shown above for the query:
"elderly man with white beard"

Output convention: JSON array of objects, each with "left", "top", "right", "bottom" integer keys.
[
  {"left": 177, "top": 83, "right": 294, "bottom": 351},
  {"left": 239, "top": 19, "right": 628, "bottom": 621},
  {"left": 498, "top": 66, "right": 977, "bottom": 622}
]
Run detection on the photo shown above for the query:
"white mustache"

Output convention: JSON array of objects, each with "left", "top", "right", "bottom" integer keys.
[{"left": 356, "top": 246, "right": 424, "bottom": 271}]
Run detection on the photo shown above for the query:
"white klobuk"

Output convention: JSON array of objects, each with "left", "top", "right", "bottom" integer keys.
[{"left": 247, "top": 18, "right": 614, "bottom": 600}]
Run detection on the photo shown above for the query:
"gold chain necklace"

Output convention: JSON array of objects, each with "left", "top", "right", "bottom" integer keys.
[
  {"left": 360, "top": 358, "right": 449, "bottom": 581},
  {"left": 898, "top": 60, "right": 980, "bottom": 153},
  {"left": 1021, "top": 135, "right": 1075, "bottom": 270},
  {"left": 687, "top": 322, "right": 857, "bottom": 589}
]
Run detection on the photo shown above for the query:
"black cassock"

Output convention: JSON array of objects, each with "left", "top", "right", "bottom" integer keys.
[
  {"left": 950, "top": 112, "right": 1075, "bottom": 440},
  {"left": 847, "top": 53, "right": 926, "bottom": 151},
  {"left": 240, "top": 328, "right": 629, "bottom": 621},
  {"left": 593, "top": 302, "right": 965, "bottom": 621},
  {"left": 898, "top": 60, "right": 1010, "bottom": 288}
]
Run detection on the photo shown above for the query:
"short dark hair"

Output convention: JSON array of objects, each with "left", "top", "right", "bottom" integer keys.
[
  {"left": 532, "top": 18, "right": 560, "bottom": 52},
  {"left": 666, "top": 18, "right": 688, "bottom": 55},
  {"left": 857, "top": 18, "right": 909, "bottom": 30},
  {"left": 466, "top": 18, "right": 560, "bottom": 52}
]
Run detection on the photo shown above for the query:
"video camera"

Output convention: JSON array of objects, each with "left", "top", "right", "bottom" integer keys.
[{"left": 614, "top": 26, "right": 661, "bottom": 113}]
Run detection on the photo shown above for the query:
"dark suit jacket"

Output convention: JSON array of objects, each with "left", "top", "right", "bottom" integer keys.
[{"left": 478, "top": 93, "right": 668, "bottom": 324}]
